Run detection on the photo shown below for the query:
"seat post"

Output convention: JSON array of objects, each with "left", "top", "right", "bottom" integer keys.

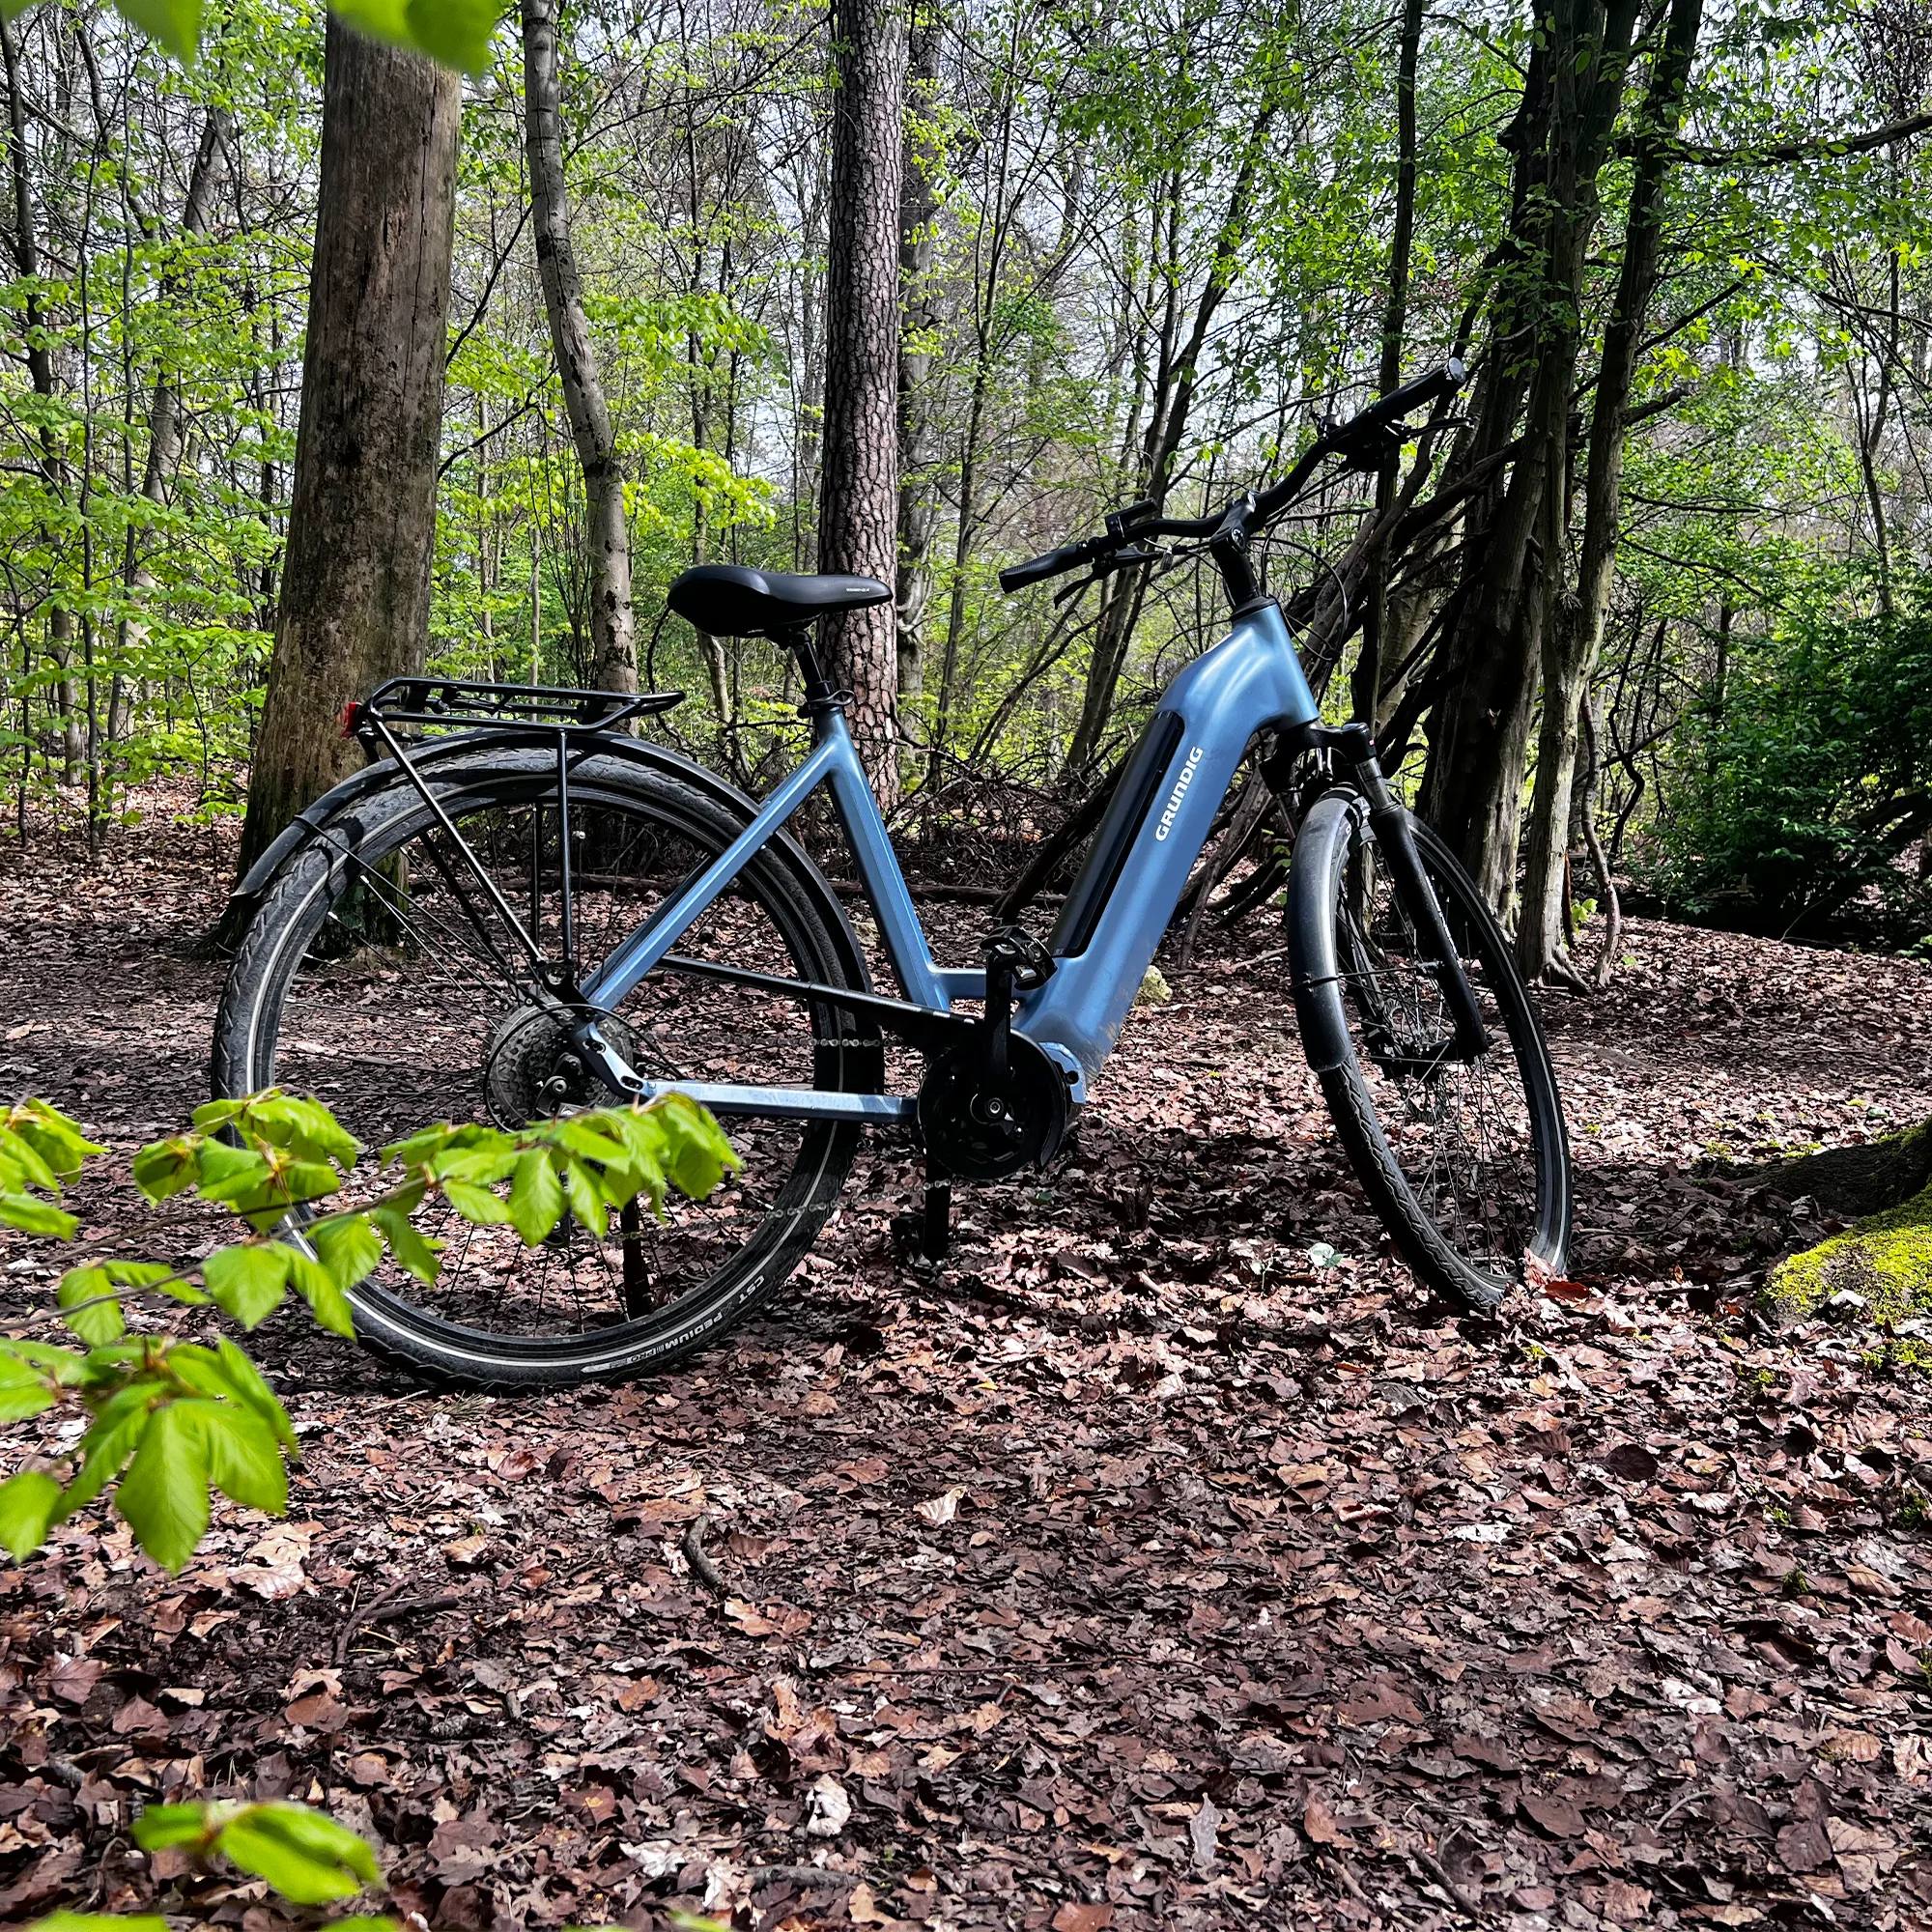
[{"left": 782, "top": 624, "right": 841, "bottom": 719}]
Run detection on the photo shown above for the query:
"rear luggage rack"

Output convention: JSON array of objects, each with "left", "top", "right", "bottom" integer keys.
[{"left": 353, "top": 677, "right": 684, "bottom": 738}]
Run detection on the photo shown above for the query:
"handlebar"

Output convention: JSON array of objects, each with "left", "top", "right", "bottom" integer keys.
[{"left": 999, "top": 356, "right": 1464, "bottom": 594}]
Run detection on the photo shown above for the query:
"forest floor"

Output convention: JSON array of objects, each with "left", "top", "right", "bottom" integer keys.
[{"left": 1, "top": 797, "right": 1930, "bottom": 1932}]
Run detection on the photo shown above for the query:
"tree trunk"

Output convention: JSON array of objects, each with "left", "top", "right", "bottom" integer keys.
[
  {"left": 818, "top": 0, "right": 906, "bottom": 807},
  {"left": 1353, "top": 0, "right": 1423, "bottom": 736},
  {"left": 1, "top": 16, "right": 81, "bottom": 781},
  {"left": 1518, "top": 0, "right": 1702, "bottom": 981},
  {"left": 523, "top": 0, "right": 637, "bottom": 698},
  {"left": 235, "top": 19, "right": 462, "bottom": 878},
  {"left": 1416, "top": 0, "right": 1640, "bottom": 916},
  {"left": 895, "top": 2, "right": 942, "bottom": 709}
]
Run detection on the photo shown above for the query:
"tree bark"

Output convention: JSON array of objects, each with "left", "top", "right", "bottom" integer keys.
[
  {"left": 1, "top": 16, "right": 80, "bottom": 781},
  {"left": 523, "top": 0, "right": 637, "bottom": 698},
  {"left": 1416, "top": 0, "right": 1640, "bottom": 916},
  {"left": 1353, "top": 0, "right": 1423, "bottom": 735},
  {"left": 895, "top": 1, "right": 942, "bottom": 710},
  {"left": 818, "top": 0, "right": 907, "bottom": 807},
  {"left": 236, "top": 19, "right": 462, "bottom": 878},
  {"left": 1517, "top": 0, "right": 1702, "bottom": 981}
]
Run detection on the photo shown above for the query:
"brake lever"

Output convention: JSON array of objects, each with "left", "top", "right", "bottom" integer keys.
[{"left": 1051, "top": 544, "right": 1161, "bottom": 607}]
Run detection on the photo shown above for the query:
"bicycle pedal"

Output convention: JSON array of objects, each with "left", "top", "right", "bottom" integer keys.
[{"left": 981, "top": 924, "right": 1056, "bottom": 989}]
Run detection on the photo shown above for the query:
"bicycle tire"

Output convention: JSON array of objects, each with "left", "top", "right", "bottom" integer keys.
[
  {"left": 213, "top": 744, "right": 881, "bottom": 1387},
  {"left": 1288, "top": 789, "right": 1571, "bottom": 1310}
]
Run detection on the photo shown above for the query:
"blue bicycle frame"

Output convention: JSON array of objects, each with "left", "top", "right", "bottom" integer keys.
[{"left": 574, "top": 596, "right": 1321, "bottom": 1124}]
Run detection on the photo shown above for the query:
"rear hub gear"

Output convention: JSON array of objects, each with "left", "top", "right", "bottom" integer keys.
[{"left": 484, "top": 1003, "right": 646, "bottom": 1125}]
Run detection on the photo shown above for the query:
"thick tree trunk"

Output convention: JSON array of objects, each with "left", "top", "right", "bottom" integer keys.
[
  {"left": 1, "top": 17, "right": 81, "bottom": 781},
  {"left": 818, "top": 0, "right": 907, "bottom": 807},
  {"left": 1518, "top": 0, "right": 1702, "bottom": 982},
  {"left": 236, "top": 20, "right": 462, "bottom": 878},
  {"left": 523, "top": 0, "right": 636, "bottom": 698},
  {"left": 1416, "top": 0, "right": 1640, "bottom": 917}
]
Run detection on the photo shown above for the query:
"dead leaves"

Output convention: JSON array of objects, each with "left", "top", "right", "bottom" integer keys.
[{"left": 3, "top": 862, "right": 1932, "bottom": 1928}]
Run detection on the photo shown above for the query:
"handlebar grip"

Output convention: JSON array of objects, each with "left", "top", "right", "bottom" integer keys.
[{"left": 999, "top": 538, "right": 1099, "bottom": 594}]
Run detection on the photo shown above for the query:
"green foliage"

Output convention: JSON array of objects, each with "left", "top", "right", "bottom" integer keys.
[
  {"left": 135, "top": 1800, "right": 382, "bottom": 1903},
  {"left": 23, "top": 1791, "right": 687, "bottom": 1928},
  {"left": 0, "top": 0, "right": 502, "bottom": 72},
  {"left": 0, "top": 1090, "right": 732, "bottom": 1576},
  {"left": 1641, "top": 600, "right": 1932, "bottom": 945},
  {"left": 0, "top": 1101, "right": 102, "bottom": 1242}
]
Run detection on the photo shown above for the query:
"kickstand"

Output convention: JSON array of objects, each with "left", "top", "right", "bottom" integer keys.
[
  {"left": 921, "top": 1159, "right": 952, "bottom": 1262},
  {"left": 895, "top": 1157, "right": 952, "bottom": 1267}
]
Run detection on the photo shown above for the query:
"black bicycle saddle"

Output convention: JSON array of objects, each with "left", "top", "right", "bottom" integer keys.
[{"left": 668, "top": 563, "right": 891, "bottom": 639}]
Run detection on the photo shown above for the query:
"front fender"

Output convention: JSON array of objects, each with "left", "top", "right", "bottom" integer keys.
[{"left": 1285, "top": 787, "right": 1365, "bottom": 1074}]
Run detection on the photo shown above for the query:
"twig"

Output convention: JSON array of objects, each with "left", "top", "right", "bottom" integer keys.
[
  {"left": 335, "top": 1580, "right": 407, "bottom": 1664},
  {"left": 747, "top": 1867, "right": 861, "bottom": 1890},
  {"left": 335, "top": 1586, "right": 465, "bottom": 1663},
  {"left": 1413, "top": 1843, "right": 1484, "bottom": 1919},
  {"left": 682, "top": 1512, "right": 729, "bottom": 1597},
  {"left": 1657, "top": 1785, "right": 1708, "bottom": 1827}
]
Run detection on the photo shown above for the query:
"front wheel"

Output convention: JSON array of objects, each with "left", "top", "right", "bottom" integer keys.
[{"left": 1288, "top": 791, "right": 1571, "bottom": 1310}]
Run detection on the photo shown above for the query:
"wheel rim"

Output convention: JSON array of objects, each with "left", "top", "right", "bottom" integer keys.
[{"left": 244, "top": 769, "right": 862, "bottom": 1349}]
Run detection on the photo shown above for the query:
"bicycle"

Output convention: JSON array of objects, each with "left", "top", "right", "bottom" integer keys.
[{"left": 213, "top": 357, "right": 1571, "bottom": 1388}]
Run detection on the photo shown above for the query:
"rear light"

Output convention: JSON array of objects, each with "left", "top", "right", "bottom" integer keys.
[{"left": 340, "top": 700, "right": 362, "bottom": 738}]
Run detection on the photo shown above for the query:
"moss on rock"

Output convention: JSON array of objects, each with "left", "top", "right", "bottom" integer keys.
[{"left": 1763, "top": 1179, "right": 1932, "bottom": 1325}]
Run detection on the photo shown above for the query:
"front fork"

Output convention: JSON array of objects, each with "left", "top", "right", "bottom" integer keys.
[{"left": 1276, "top": 722, "right": 1490, "bottom": 1062}]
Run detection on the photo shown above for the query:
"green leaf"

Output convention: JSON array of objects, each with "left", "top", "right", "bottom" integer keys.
[
  {"left": 0, "top": 1192, "right": 77, "bottom": 1238},
  {"left": 10, "top": 1099, "right": 102, "bottom": 1178},
  {"left": 370, "top": 1205, "right": 441, "bottom": 1284},
  {"left": 328, "top": 0, "right": 502, "bottom": 72},
  {"left": 214, "top": 1339, "right": 299, "bottom": 1453},
  {"left": 286, "top": 1247, "right": 356, "bottom": 1337},
  {"left": 0, "top": 1350, "right": 61, "bottom": 1424},
  {"left": 653, "top": 1093, "right": 738, "bottom": 1200},
  {"left": 440, "top": 1177, "right": 512, "bottom": 1225},
  {"left": 115, "top": 1402, "right": 210, "bottom": 1574},
  {"left": 29, "top": 1914, "right": 169, "bottom": 1932},
  {"left": 558, "top": 1157, "right": 607, "bottom": 1239},
  {"left": 56, "top": 1265, "right": 126, "bottom": 1346},
  {"left": 109, "top": 0, "right": 202, "bottom": 62},
  {"left": 214, "top": 1801, "right": 383, "bottom": 1904},
  {"left": 130, "top": 1802, "right": 220, "bottom": 1852},
  {"left": 61, "top": 1382, "right": 160, "bottom": 1515},
  {"left": 311, "top": 1213, "right": 383, "bottom": 1291},
  {"left": 506, "top": 1148, "right": 562, "bottom": 1244},
  {"left": 0, "top": 1470, "right": 63, "bottom": 1559},
  {"left": 202, "top": 1242, "right": 292, "bottom": 1327},
  {"left": 192, "top": 1402, "right": 288, "bottom": 1516},
  {"left": 132, "top": 1135, "right": 200, "bottom": 1202}
]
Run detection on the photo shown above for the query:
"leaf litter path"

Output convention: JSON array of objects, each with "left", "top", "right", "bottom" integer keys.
[{"left": 1, "top": 809, "right": 1930, "bottom": 1932}]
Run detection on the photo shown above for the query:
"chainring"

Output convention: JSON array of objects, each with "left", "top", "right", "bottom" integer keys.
[{"left": 917, "top": 1034, "right": 1070, "bottom": 1181}]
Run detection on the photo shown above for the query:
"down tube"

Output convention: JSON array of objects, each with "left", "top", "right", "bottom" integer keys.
[{"left": 1018, "top": 600, "right": 1321, "bottom": 1079}]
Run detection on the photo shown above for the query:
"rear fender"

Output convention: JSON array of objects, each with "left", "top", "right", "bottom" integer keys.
[{"left": 223, "top": 728, "right": 874, "bottom": 996}]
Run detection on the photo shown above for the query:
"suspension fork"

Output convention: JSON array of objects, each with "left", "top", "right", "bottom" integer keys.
[{"left": 1281, "top": 723, "right": 1490, "bottom": 1061}]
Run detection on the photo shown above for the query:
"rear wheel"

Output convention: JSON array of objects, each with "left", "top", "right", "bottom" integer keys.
[
  {"left": 1289, "top": 791, "right": 1570, "bottom": 1310},
  {"left": 213, "top": 747, "right": 879, "bottom": 1386}
]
